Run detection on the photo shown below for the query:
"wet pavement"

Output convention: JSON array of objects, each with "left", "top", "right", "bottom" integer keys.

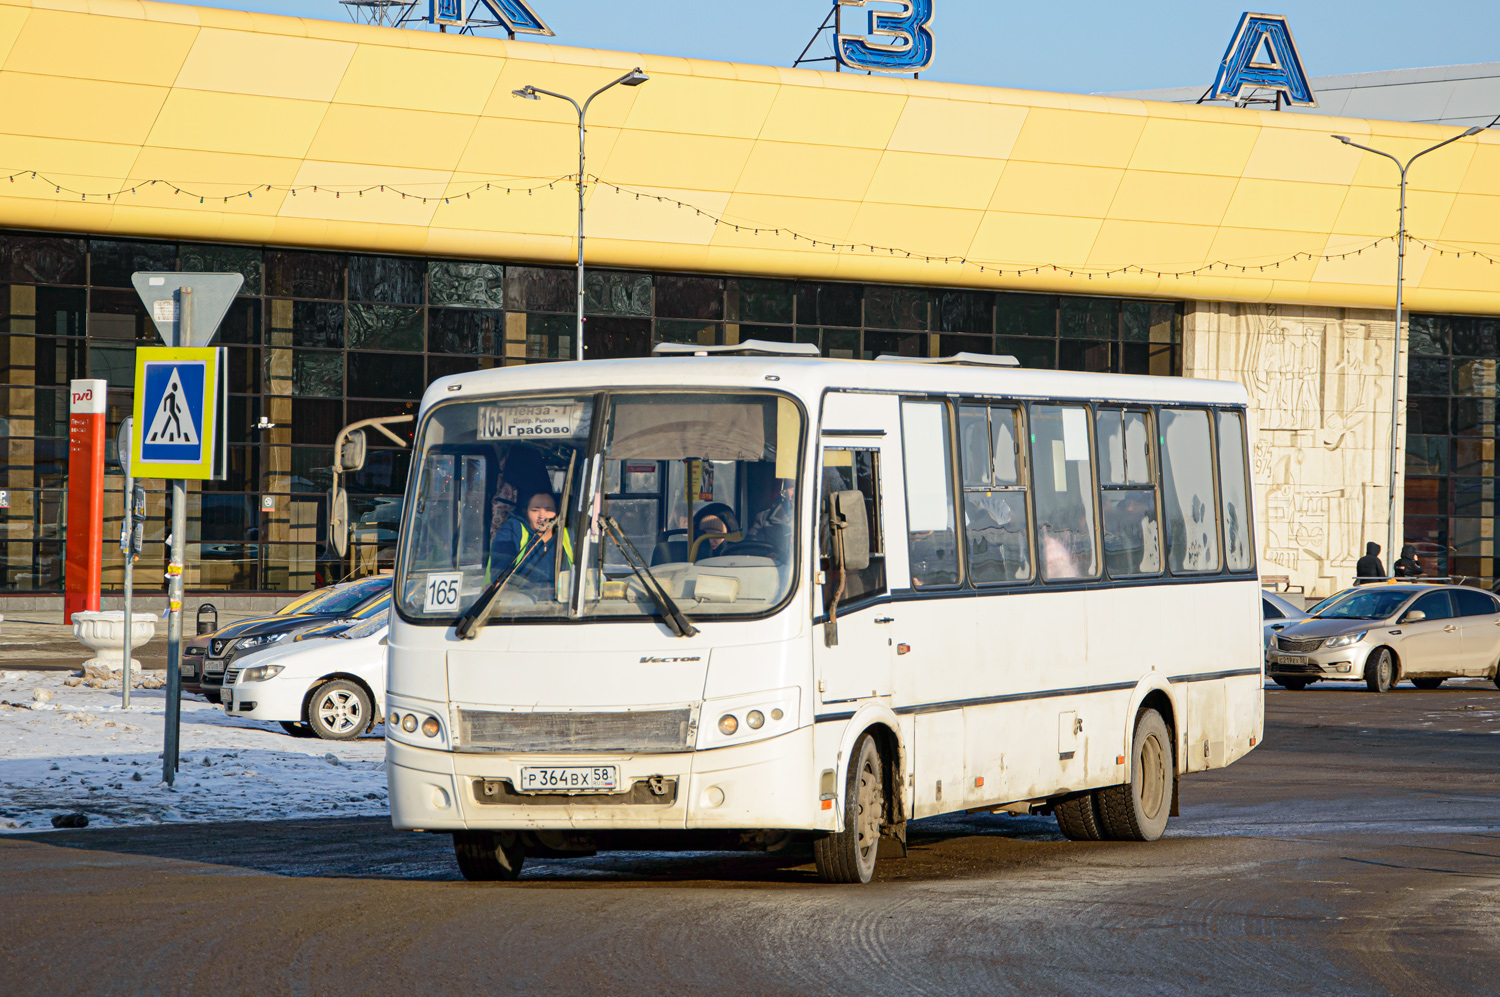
[{"left": 3, "top": 680, "right": 1500, "bottom": 995}]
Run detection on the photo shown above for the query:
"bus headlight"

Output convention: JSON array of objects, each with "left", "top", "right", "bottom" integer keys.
[
  {"left": 746, "top": 710, "right": 764, "bottom": 729},
  {"left": 422, "top": 717, "right": 441, "bottom": 738},
  {"left": 698, "top": 688, "right": 800, "bottom": 749},
  {"left": 718, "top": 714, "right": 738, "bottom": 736},
  {"left": 402, "top": 714, "right": 418, "bottom": 733}
]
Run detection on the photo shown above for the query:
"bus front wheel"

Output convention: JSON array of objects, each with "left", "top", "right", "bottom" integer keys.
[
  {"left": 814, "top": 734, "right": 884, "bottom": 884},
  {"left": 1097, "top": 709, "right": 1172, "bottom": 842},
  {"left": 453, "top": 830, "right": 526, "bottom": 881}
]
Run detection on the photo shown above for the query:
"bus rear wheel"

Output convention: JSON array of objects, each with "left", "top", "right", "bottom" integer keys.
[
  {"left": 1097, "top": 709, "right": 1172, "bottom": 842},
  {"left": 813, "top": 734, "right": 884, "bottom": 884},
  {"left": 1054, "top": 790, "right": 1107, "bottom": 841},
  {"left": 453, "top": 831, "right": 526, "bottom": 881}
]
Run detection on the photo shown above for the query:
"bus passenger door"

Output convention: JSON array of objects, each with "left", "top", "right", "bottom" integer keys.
[{"left": 814, "top": 395, "right": 901, "bottom": 706}]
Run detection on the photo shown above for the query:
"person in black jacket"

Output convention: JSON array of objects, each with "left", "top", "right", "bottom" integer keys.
[
  {"left": 1394, "top": 544, "right": 1423, "bottom": 577},
  {"left": 1355, "top": 541, "right": 1385, "bottom": 583}
]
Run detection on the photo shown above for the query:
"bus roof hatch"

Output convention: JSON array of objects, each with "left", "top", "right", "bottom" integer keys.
[
  {"left": 874, "top": 352, "right": 1021, "bottom": 368},
  {"left": 652, "top": 340, "right": 821, "bottom": 358}
]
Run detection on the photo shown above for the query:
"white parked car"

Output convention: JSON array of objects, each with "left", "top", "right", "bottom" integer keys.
[{"left": 220, "top": 612, "right": 389, "bottom": 740}]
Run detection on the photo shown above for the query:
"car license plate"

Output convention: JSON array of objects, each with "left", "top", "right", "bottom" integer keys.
[
  {"left": 1273, "top": 654, "right": 1307, "bottom": 666},
  {"left": 221, "top": 692, "right": 232, "bottom": 710},
  {"left": 205, "top": 662, "right": 224, "bottom": 676},
  {"left": 517, "top": 766, "right": 619, "bottom": 794}
]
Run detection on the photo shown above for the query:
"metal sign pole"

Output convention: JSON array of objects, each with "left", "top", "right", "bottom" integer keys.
[
  {"left": 162, "top": 287, "right": 190, "bottom": 786},
  {"left": 119, "top": 418, "right": 134, "bottom": 710}
]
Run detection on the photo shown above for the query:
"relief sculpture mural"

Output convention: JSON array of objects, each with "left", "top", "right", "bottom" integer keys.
[{"left": 1185, "top": 303, "right": 1401, "bottom": 598}]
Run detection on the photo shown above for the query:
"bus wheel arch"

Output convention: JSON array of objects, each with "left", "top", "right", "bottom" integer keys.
[
  {"left": 1130, "top": 682, "right": 1179, "bottom": 818},
  {"left": 833, "top": 709, "right": 906, "bottom": 827}
]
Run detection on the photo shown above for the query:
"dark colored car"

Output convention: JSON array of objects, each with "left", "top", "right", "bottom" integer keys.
[{"left": 194, "top": 576, "right": 392, "bottom": 703}]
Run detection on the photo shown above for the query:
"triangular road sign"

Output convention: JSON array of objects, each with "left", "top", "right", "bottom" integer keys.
[
  {"left": 145, "top": 368, "right": 200, "bottom": 447},
  {"left": 131, "top": 272, "right": 245, "bottom": 347}
]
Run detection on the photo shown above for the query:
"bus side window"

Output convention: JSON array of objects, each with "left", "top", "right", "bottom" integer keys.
[
  {"left": 819, "top": 448, "right": 885, "bottom": 607},
  {"left": 1217, "top": 410, "right": 1255, "bottom": 571},
  {"left": 960, "top": 404, "right": 1032, "bottom": 583},
  {"left": 1097, "top": 407, "right": 1162, "bottom": 577},
  {"left": 1031, "top": 404, "right": 1099, "bottom": 581},
  {"left": 901, "top": 400, "right": 960, "bottom": 587},
  {"left": 1160, "top": 408, "right": 1221, "bottom": 573}
]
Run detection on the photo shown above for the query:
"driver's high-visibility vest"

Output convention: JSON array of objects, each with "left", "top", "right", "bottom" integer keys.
[{"left": 512, "top": 523, "right": 573, "bottom": 570}]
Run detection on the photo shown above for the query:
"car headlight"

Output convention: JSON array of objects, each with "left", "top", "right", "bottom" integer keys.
[
  {"left": 241, "top": 664, "right": 285, "bottom": 683},
  {"left": 1323, "top": 631, "right": 1367, "bottom": 649},
  {"left": 237, "top": 632, "right": 289, "bottom": 651}
]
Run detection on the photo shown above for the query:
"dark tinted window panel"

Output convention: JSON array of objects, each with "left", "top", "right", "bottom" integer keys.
[
  {"left": 216, "top": 297, "right": 261, "bottom": 346},
  {"left": 291, "top": 447, "right": 334, "bottom": 493},
  {"left": 655, "top": 275, "right": 723, "bottom": 319},
  {"left": 179, "top": 244, "right": 263, "bottom": 295},
  {"left": 347, "top": 350, "right": 423, "bottom": 399},
  {"left": 525, "top": 313, "right": 574, "bottom": 360},
  {"left": 34, "top": 336, "right": 88, "bottom": 388},
  {"left": 288, "top": 301, "right": 344, "bottom": 348},
  {"left": 345, "top": 400, "right": 418, "bottom": 443},
  {"left": 1060, "top": 296, "right": 1118, "bottom": 339},
  {"left": 1453, "top": 439, "right": 1488, "bottom": 477},
  {"left": 1407, "top": 358, "right": 1449, "bottom": 395},
  {"left": 1120, "top": 342, "right": 1152, "bottom": 375},
  {"left": 940, "top": 334, "right": 992, "bottom": 356},
  {"left": 348, "top": 255, "right": 424, "bottom": 304},
  {"left": 346, "top": 303, "right": 423, "bottom": 351},
  {"left": 88, "top": 343, "right": 136, "bottom": 390},
  {"left": 87, "top": 288, "right": 152, "bottom": 342},
  {"left": 89, "top": 240, "right": 176, "bottom": 288},
  {"left": 430, "top": 261, "right": 503, "bottom": 308},
  {"left": 863, "top": 331, "right": 925, "bottom": 360},
  {"left": 655, "top": 319, "right": 721, "bottom": 346},
  {"left": 796, "top": 283, "right": 861, "bottom": 327},
  {"left": 1121, "top": 301, "right": 1151, "bottom": 342},
  {"left": 1452, "top": 398, "right": 1482, "bottom": 436},
  {"left": 200, "top": 494, "right": 254, "bottom": 542},
  {"left": 1404, "top": 436, "right": 1446, "bottom": 476},
  {"left": 7, "top": 236, "right": 86, "bottom": 284},
  {"left": 996, "top": 293, "right": 1056, "bottom": 337},
  {"left": 730, "top": 279, "right": 794, "bottom": 323},
  {"left": 224, "top": 395, "right": 262, "bottom": 444},
  {"left": 225, "top": 347, "right": 261, "bottom": 394},
  {"left": 737, "top": 324, "right": 792, "bottom": 343},
  {"left": 1451, "top": 477, "right": 1486, "bottom": 516},
  {"left": 584, "top": 316, "right": 651, "bottom": 360},
  {"left": 1149, "top": 341, "right": 1179, "bottom": 377},
  {"left": 1148, "top": 303, "right": 1180, "bottom": 345},
  {"left": 28, "top": 438, "right": 69, "bottom": 489},
  {"left": 428, "top": 354, "right": 484, "bottom": 382},
  {"left": 347, "top": 449, "right": 412, "bottom": 493},
  {"left": 505, "top": 266, "right": 572, "bottom": 312},
  {"left": 292, "top": 350, "right": 343, "bottom": 397},
  {"left": 430, "top": 307, "right": 500, "bottom": 355},
  {"left": 1058, "top": 340, "right": 1113, "bottom": 373},
  {"left": 266, "top": 252, "right": 343, "bottom": 299},
  {"left": 822, "top": 329, "right": 859, "bottom": 358},
  {"left": 1403, "top": 478, "right": 1443, "bottom": 515},
  {"left": 291, "top": 398, "right": 342, "bottom": 445},
  {"left": 1450, "top": 317, "right": 1498, "bottom": 356},
  {"left": 934, "top": 290, "right": 992, "bottom": 334},
  {"left": 0, "top": 384, "right": 62, "bottom": 438},
  {"left": 1408, "top": 315, "right": 1449, "bottom": 356},
  {"left": 1406, "top": 396, "right": 1448, "bottom": 436},
  {"left": 2, "top": 286, "right": 86, "bottom": 337},
  {"left": 585, "top": 270, "right": 652, "bottom": 316},
  {"left": 995, "top": 335, "right": 1055, "bottom": 369},
  {"left": 2, "top": 541, "right": 65, "bottom": 590},
  {"left": 864, "top": 285, "right": 928, "bottom": 330}
]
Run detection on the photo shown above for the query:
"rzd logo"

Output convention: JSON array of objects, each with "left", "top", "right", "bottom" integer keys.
[{"left": 837, "top": 0, "right": 934, "bottom": 74}]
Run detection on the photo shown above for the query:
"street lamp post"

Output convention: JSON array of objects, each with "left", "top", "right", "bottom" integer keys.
[
  {"left": 1331, "top": 126, "right": 1484, "bottom": 578},
  {"left": 514, "top": 68, "right": 649, "bottom": 362}
]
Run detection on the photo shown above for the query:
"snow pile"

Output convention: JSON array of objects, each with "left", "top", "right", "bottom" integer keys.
[{"left": 0, "top": 669, "right": 389, "bottom": 832}]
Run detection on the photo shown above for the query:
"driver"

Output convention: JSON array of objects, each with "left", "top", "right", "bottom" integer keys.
[
  {"left": 490, "top": 491, "right": 573, "bottom": 586},
  {"left": 692, "top": 503, "right": 741, "bottom": 560}
]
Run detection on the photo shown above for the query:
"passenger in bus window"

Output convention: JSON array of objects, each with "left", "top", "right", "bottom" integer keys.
[
  {"left": 490, "top": 491, "right": 573, "bottom": 586},
  {"left": 745, "top": 478, "right": 796, "bottom": 561}
]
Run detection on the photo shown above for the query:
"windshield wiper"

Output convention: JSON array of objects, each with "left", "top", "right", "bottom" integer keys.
[
  {"left": 453, "top": 530, "right": 547, "bottom": 640},
  {"left": 601, "top": 515, "right": 698, "bottom": 638}
]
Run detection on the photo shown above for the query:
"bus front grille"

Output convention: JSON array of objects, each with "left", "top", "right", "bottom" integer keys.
[{"left": 456, "top": 708, "right": 696, "bottom": 753}]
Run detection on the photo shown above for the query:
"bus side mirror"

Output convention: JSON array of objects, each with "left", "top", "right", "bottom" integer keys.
[
  {"left": 1402, "top": 609, "right": 1426, "bottom": 623},
  {"left": 339, "top": 430, "right": 367, "bottom": 473},
  {"left": 828, "top": 490, "right": 870, "bottom": 571}
]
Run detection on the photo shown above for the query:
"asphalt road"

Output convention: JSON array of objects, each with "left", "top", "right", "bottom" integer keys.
[{"left": 5, "top": 680, "right": 1500, "bottom": 996}]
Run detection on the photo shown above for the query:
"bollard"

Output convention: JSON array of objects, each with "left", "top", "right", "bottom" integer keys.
[{"left": 196, "top": 603, "right": 218, "bottom": 636}]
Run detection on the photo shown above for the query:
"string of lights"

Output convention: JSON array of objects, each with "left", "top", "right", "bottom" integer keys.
[{"left": 2, "top": 164, "right": 1496, "bottom": 282}]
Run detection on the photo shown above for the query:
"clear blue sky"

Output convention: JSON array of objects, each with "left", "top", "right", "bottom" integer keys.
[{"left": 172, "top": 1, "right": 1500, "bottom": 95}]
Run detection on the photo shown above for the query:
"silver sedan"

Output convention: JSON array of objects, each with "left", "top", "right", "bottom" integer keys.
[{"left": 1266, "top": 583, "right": 1500, "bottom": 692}]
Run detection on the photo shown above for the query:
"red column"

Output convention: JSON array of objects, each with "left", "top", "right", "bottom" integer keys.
[{"left": 64, "top": 378, "right": 108, "bottom": 623}]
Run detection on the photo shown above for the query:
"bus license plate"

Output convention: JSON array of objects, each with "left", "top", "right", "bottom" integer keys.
[
  {"left": 517, "top": 766, "right": 619, "bottom": 794},
  {"left": 1273, "top": 654, "right": 1307, "bottom": 666}
]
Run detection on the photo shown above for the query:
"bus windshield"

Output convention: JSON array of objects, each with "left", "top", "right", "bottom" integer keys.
[{"left": 396, "top": 391, "right": 802, "bottom": 624}]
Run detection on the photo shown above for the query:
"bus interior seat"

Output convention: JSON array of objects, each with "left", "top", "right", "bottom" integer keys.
[{"left": 651, "top": 529, "right": 687, "bottom": 566}]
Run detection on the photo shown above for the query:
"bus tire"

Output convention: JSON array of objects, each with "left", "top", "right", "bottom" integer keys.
[
  {"left": 813, "top": 733, "right": 883, "bottom": 884},
  {"left": 1364, "top": 648, "right": 1394, "bottom": 693},
  {"left": 1412, "top": 677, "right": 1444, "bottom": 690},
  {"left": 453, "top": 831, "right": 525, "bottom": 881},
  {"left": 1097, "top": 709, "right": 1172, "bottom": 842},
  {"left": 1054, "top": 791, "right": 1106, "bottom": 841}
]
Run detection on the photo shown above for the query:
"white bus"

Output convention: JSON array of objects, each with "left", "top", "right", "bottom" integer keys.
[{"left": 384, "top": 344, "right": 1263, "bottom": 883}]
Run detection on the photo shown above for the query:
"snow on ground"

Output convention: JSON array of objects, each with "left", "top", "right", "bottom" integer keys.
[{"left": 0, "top": 668, "right": 389, "bottom": 833}]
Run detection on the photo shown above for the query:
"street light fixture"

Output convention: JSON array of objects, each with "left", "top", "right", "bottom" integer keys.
[
  {"left": 513, "top": 68, "right": 649, "bottom": 361},
  {"left": 1331, "top": 125, "right": 1485, "bottom": 578}
]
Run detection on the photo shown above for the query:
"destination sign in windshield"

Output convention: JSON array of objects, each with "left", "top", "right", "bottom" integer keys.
[{"left": 477, "top": 402, "right": 587, "bottom": 440}]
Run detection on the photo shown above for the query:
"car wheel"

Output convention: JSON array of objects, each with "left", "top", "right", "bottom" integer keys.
[
  {"left": 1364, "top": 648, "right": 1394, "bottom": 693},
  {"left": 279, "top": 720, "right": 316, "bottom": 737},
  {"left": 1055, "top": 790, "right": 1108, "bottom": 841},
  {"left": 1411, "top": 677, "right": 1444, "bottom": 690},
  {"left": 813, "top": 733, "right": 884, "bottom": 883},
  {"left": 1097, "top": 709, "right": 1173, "bottom": 842},
  {"left": 306, "top": 680, "right": 371, "bottom": 741},
  {"left": 1273, "top": 678, "right": 1308, "bottom": 691},
  {"left": 453, "top": 831, "right": 526, "bottom": 881}
]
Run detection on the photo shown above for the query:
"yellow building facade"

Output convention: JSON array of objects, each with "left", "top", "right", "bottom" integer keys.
[{"left": 2, "top": 0, "right": 1499, "bottom": 597}]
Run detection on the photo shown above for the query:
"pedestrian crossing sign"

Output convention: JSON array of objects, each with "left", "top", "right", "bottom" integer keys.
[{"left": 131, "top": 347, "right": 222, "bottom": 479}]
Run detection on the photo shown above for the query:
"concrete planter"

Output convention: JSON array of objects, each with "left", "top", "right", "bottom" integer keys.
[{"left": 72, "top": 611, "right": 157, "bottom": 672}]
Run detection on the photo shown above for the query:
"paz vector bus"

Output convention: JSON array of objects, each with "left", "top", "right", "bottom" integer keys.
[{"left": 381, "top": 342, "right": 1263, "bottom": 883}]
